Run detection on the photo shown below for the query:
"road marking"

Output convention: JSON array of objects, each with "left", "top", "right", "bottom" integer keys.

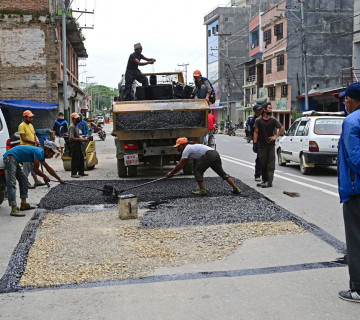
[
  {"left": 282, "top": 172, "right": 338, "bottom": 189},
  {"left": 221, "top": 155, "right": 339, "bottom": 198},
  {"left": 222, "top": 155, "right": 283, "bottom": 173}
]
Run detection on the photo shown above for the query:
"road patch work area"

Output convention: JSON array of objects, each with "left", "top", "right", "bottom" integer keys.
[{"left": 0, "top": 178, "right": 345, "bottom": 293}]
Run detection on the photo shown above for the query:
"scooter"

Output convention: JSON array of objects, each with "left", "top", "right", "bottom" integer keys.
[
  {"left": 227, "top": 123, "right": 236, "bottom": 136},
  {"left": 90, "top": 123, "right": 106, "bottom": 141}
]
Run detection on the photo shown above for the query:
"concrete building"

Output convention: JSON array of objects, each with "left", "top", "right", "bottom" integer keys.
[
  {"left": 0, "top": 0, "right": 87, "bottom": 128},
  {"left": 204, "top": 0, "right": 276, "bottom": 128}
]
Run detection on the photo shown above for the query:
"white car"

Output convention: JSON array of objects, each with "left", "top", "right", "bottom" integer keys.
[
  {"left": 97, "top": 116, "right": 105, "bottom": 125},
  {"left": 276, "top": 111, "right": 345, "bottom": 174}
]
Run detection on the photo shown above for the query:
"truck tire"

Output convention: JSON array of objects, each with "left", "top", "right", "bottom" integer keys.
[
  {"left": 183, "top": 159, "right": 194, "bottom": 175},
  {"left": 118, "top": 159, "right": 127, "bottom": 177},
  {"left": 128, "top": 165, "right": 138, "bottom": 177}
]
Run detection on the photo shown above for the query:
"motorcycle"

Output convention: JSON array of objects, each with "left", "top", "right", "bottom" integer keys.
[
  {"left": 227, "top": 123, "right": 236, "bottom": 136},
  {"left": 90, "top": 123, "right": 106, "bottom": 141},
  {"left": 214, "top": 123, "right": 219, "bottom": 134}
]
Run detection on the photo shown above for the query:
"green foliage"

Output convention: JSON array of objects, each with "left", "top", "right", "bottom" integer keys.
[
  {"left": 84, "top": 85, "right": 118, "bottom": 113},
  {"left": 291, "top": 108, "right": 303, "bottom": 121}
]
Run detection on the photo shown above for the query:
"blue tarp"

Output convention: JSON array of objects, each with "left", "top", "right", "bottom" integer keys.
[{"left": 0, "top": 99, "right": 58, "bottom": 110}]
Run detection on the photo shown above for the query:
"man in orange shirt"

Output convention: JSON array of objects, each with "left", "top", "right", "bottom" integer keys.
[{"left": 204, "top": 110, "right": 216, "bottom": 146}]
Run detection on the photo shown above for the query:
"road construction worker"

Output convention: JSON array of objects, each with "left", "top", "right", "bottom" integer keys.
[
  {"left": 3, "top": 141, "right": 65, "bottom": 217},
  {"left": 52, "top": 111, "right": 68, "bottom": 159},
  {"left": 18, "top": 110, "right": 46, "bottom": 189},
  {"left": 191, "top": 70, "right": 215, "bottom": 105},
  {"left": 69, "top": 113, "right": 89, "bottom": 178},
  {"left": 249, "top": 104, "right": 263, "bottom": 182},
  {"left": 166, "top": 137, "right": 241, "bottom": 195},
  {"left": 123, "top": 43, "right": 156, "bottom": 101}
]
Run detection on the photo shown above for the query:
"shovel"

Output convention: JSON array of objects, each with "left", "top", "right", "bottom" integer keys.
[
  {"left": 51, "top": 180, "right": 117, "bottom": 196},
  {"left": 117, "top": 176, "right": 169, "bottom": 195}
]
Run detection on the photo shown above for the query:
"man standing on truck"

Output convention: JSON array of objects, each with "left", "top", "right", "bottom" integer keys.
[
  {"left": 191, "top": 70, "right": 215, "bottom": 105},
  {"left": 3, "top": 141, "right": 64, "bottom": 217},
  {"left": 123, "top": 43, "right": 156, "bottom": 101},
  {"left": 18, "top": 110, "right": 46, "bottom": 189},
  {"left": 166, "top": 137, "right": 241, "bottom": 195}
]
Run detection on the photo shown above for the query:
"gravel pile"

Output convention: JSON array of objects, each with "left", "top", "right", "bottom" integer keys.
[
  {"left": 115, "top": 111, "right": 205, "bottom": 131},
  {"left": 38, "top": 177, "right": 263, "bottom": 210},
  {"left": 19, "top": 211, "right": 307, "bottom": 288}
]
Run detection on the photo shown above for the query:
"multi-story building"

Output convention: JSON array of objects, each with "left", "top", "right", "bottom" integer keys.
[{"left": 0, "top": 0, "right": 87, "bottom": 130}]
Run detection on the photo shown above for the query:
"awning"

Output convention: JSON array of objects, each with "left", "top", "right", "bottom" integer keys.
[{"left": 0, "top": 99, "right": 58, "bottom": 110}]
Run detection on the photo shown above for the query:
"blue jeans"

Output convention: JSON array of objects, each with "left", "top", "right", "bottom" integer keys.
[
  {"left": 193, "top": 84, "right": 207, "bottom": 99},
  {"left": 23, "top": 162, "right": 35, "bottom": 177},
  {"left": 4, "top": 155, "right": 28, "bottom": 207}
]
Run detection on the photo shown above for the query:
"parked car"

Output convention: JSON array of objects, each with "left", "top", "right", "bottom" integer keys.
[
  {"left": 276, "top": 111, "right": 345, "bottom": 175},
  {"left": 97, "top": 115, "right": 105, "bottom": 125},
  {"left": 0, "top": 109, "right": 11, "bottom": 204}
]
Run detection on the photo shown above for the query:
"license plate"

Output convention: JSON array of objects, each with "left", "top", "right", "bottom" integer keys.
[{"left": 124, "top": 154, "right": 139, "bottom": 166}]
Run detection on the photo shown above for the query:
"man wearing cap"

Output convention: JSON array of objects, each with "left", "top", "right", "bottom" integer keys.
[
  {"left": 3, "top": 141, "right": 64, "bottom": 217},
  {"left": 18, "top": 110, "right": 46, "bottom": 189},
  {"left": 166, "top": 137, "right": 241, "bottom": 195},
  {"left": 249, "top": 104, "right": 263, "bottom": 181},
  {"left": 69, "top": 113, "right": 89, "bottom": 178},
  {"left": 52, "top": 111, "right": 68, "bottom": 159},
  {"left": 191, "top": 70, "right": 215, "bottom": 105},
  {"left": 123, "top": 43, "right": 156, "bottom": 101},
  {"left": 337, "top": 82, "right": 360, "bottom": 302}
]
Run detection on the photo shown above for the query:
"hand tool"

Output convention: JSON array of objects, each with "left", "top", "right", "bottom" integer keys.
[{"left": 51, "top": 180, "right": 116, "bottom": 196}]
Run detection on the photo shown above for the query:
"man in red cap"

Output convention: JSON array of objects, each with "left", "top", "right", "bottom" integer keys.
[
  {"left": 18, "top": 110, "right": 46, "bottom": 189},
  {"left": 166, "top": 137, "right": 240, "bottom": 195},
  {"left": 69, "top": 113, "right": 89, "bottom": 178}
]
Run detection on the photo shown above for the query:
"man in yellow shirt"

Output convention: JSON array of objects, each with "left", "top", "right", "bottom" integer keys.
[{"left": 18, "top": 110, "right": 45, "bottom": 188}]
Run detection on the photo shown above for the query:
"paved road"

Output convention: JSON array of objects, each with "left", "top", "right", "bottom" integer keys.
[{"left": 0, "top": 127, "right": 358, "bottom": 319}]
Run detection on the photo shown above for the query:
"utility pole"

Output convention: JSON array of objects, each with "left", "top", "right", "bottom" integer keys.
[
  {"left": 225, "top": 66, "right": 230, "bottom": 123},
  {"left": 178, "top": 63, "right": 189, "bottom": 84},
  {"left": 300, "top": 0, "right": 309, "bottom": 110},
  {"left": 62, "top": 0, "right": 70, "bottom": 117}
]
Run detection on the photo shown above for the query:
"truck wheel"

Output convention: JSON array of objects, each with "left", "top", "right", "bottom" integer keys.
[
  {"left": 118, "top": 159, "right": 127, "bottom": 177},
  {"left": 183, "top": 159, "right": 194, "bottom": 175},
  {"left": 0, "top": 190, "right": 5, "bottom": 205},
  {"left": 63, "top": 159, "right": 71, "bottom": 171},
  {"left": 128, "top": 165, "right": 138, "bottom": 177}
]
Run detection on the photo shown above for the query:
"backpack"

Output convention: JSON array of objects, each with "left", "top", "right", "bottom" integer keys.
[{"left": 202, "top": 77, "right": 216, "bottom": 104}]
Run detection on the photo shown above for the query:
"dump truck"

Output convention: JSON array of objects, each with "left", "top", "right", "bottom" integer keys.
[{"left": 112, "top": 72, "right": 209, "bottom": 177}]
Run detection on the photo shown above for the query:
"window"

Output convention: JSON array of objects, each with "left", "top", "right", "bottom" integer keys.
[
  {"left": 264, "top": 29, "right": 272, "bottom": 46},
  {"left": 212, "top": 27, "right": 216, "bottom": 35},
  {"left": 216, "top": 25, "right": 218, "bottom": 32},
  {"left": 252, "top": 87, "right": 256, "bottom": 95},
  {"left": 296, "top": 120, "right": 308, "bottom": 136},
  {"left": 250, "top": 27, "right": 259, "bottom": 49},
  {"left": 274, "top": 23, "right": 283, "bottom": 40},
  {"left": 208, "top": 29, "right": 211, "bottom": 37},
  {"left": 277, "top": 54, "right": 284, "bottom": 71},
  {"left": 266, "top": 59, "right": 272, "bottom": 74},
  {"left": 287, "top": 120, "right": 300, "bottom": 136},
  {"left": 314, "top": 118, "right": 344, "bottom": 135},
  {"left": 268, "top": 87, "right": 276, "bottom": 101},
  {"left": 281, "top": 85, "right": 288, "bottom": 97}
]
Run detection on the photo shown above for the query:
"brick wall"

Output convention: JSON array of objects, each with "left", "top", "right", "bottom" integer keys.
[
  {"left": 0, "top": 0, "right": 50, "bottom": 14},
  {"left": 0, "top": 14, "right": 59, "bottom": 103}
]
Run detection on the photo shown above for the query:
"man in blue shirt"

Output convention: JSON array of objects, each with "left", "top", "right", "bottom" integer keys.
[
  {"left": 338, "top": 82, "right": 360, "bottom": 302},
  {"left": 3, "top": 141, "right": 65, "bottom": 217}
]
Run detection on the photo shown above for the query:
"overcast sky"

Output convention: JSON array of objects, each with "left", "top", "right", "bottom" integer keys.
[{"left": 72, "top": 0, "right": 228, "bottom": 89}]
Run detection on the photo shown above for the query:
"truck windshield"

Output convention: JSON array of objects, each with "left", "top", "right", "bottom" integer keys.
[{"left": 314, "top": 118, "right": 343, "bottom": 135}]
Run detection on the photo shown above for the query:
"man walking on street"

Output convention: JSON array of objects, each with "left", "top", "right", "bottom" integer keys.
[
  {"left": 3, "top": 141, "right": 64, "bottom": 217},
  {"left": 249, "top": 104, "right": 263, "bottom": 182},
  {"left": 337, "top": 82, "right": 360, "bottom": 302},
  {"left": 166, "top": 137, "right": 240, "bottom": 195},
  {"left": 123, "top": 43, "right": 156, "bottom": 101},
  {"left": 18, "top": 110, "right": 46, "bottom": 189},
  {"left": 253, "top": 103, "right": 284, "bottom": 188},
  {"left": 52, "top": 111, "right": 68, "bottom": 158},
  {"left": 69, "top": 113, "right": 88, "bottom": 178}
]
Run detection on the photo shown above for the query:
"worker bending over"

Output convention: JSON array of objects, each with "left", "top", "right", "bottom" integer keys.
[{"left": 166, "top": 137, "right": 240, "bottom": 195}]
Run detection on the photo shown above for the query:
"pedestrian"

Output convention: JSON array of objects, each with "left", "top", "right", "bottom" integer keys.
[
  {"left": 253, "top": 103, "right": 284, "bottom": 188},
  {"left": 249, "top": 104, "right": 263, "bottom": 182},
  {"left": 166, "top": 137, "right": 241, "bottom": 195},
  {"left": 204, "top": 110, "right": 216, "bottom": 146},
  {"left": 69, "top": 113, "right": 89, "bottom": 178},
  {"left": 18, "top": 110, "right": 46, "bottom": 189},
  {"left": 191, "top": 70, "right": 216, "bottom": 105},
  {"left": 123, "top": 43, "right": 156, "bottom": 101},
  {"left": 3, "top": 141, "right": 64, "bottom": 217},
  {"left": 337, "top": 82, "right": 360, "bottom": 302},
  {"left": 52, "top": 111, "right": 68, "bottom": 159}
]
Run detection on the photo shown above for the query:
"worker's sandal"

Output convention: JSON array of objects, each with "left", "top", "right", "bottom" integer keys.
[
  {"left": 20, "top": 203, "right": 36, "bottom": 211},
  {"left": 35, "top": 180, "right": 46, "bottom": 187},
  {"left": 232, "top": 187, "right": 241, "bottom": 194},
  {"left": 28, "top": 183, "right": 36, "bottom": 189},
  {"left": 71, "top": 174, "right": 80, "bottom": 178},
  {"left": 10, "top": 207, "right": 25, "bottom": 217},
  {"left": 339, "top": 290, "right": 360, "bottom": 303},
  {"left": 192, "top": 189, "right": 207, "bottom": 195}
]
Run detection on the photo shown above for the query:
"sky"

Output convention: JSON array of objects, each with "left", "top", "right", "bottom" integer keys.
[{"left": 72, "top": 0, "right": 228, "bottom": 89}]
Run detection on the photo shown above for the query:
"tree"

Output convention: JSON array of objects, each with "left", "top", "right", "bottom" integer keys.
[{"left": 84, "top": 85, "right": 118, "bottom": 115}]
